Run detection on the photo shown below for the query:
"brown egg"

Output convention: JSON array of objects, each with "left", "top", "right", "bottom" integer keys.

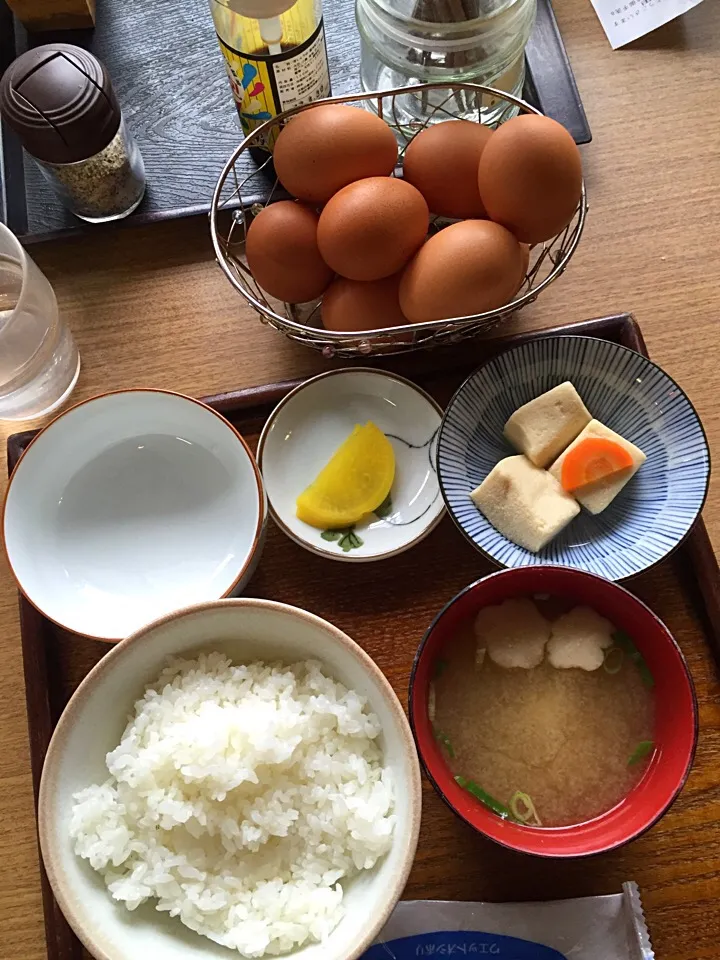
[
  {"left": 399, "top": 220, "right": 523, "bottom": 322},
  {"left": 317, "top": 177, "right": 429, "bottom": 281},
  {"left": 246, "top": 201, "right": 333, "bottom": 304},
  {"left": 273, "top": 105, "right": 398, "bottom": 205},
  {"left": 478, "top": 114, "right": 583, "bottom": 244},
  {"left": 322, "top": 273, "right": 410, "bottom": 332},
  {"left": 403, "top": 120, "right": 493, "bottom": 219}
]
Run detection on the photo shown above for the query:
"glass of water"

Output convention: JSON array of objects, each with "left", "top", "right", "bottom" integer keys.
[{"left": 0, "top": 223, "right": 80, "bottom": 420}]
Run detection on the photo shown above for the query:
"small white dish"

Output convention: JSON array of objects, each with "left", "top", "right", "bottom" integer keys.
[
  {"left": 3, "top": 389, "right": 266, "bottom": 641},
  {"left": 258, "top": 369, "right": 444, "bottom": 561},
  {"left": 39, "top": 598, "right": 422, "bottom": 960}
]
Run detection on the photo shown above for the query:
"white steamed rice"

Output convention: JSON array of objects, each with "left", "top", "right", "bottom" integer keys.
[{"left": 70, "top": 653, "right": 395, "bottom": 957}]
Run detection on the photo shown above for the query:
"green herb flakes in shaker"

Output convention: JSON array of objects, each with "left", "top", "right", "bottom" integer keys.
[{"left": 0, "top": 44, "right": 146, "bottom": 223}]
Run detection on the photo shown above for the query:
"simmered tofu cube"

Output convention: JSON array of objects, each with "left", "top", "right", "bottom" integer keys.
[
  {"left": 470, "top": 455, "right": 580, "bottom": 553},
  {"left": 474, "top": 598, "right": 550, "bottom": 669},
  {"left": 504, "top": 382, "right": 592, "bottom": 468},
  {"left": 549, "top": 419, "right": 646, "bottom": 515},
  {"left": 546, "top": 606, "right": 614, "bottom": 671}
]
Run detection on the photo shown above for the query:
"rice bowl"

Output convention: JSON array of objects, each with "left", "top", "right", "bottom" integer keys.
[
  {"left": 70, "top": 654, "right": 395, "bottom": 957},
  {"left": 39, "top": 600, "right": 421, "bottom": 960}
]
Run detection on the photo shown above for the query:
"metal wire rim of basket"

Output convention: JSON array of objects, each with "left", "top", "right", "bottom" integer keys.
[{"left": 210, "top": 82, "right": 587, "bottom": 359}]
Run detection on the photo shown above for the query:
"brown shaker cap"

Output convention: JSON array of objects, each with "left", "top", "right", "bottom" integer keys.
[{"left": 0, "top": 44, "right": 121, "bottom": 164}]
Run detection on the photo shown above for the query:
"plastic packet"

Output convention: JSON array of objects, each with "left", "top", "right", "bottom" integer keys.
[{"left": 361, "top": 882, "right": 654, "bottom": 959}]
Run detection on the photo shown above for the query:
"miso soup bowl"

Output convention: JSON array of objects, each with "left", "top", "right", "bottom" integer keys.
[{"left": 409, "top": 565, "right": 698, "bottom": 858}]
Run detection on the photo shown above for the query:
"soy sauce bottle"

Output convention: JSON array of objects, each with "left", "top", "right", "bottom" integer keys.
[{"left": 210, "top": 0, "right": 331, "bottom": 157}]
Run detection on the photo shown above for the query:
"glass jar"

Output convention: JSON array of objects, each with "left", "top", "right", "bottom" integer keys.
[
  {"left": 0, "top": 43, "right": 146, "bottom": 223},
  {"left": 36, "top": 117, "right": 145, "bottom": 223},
  {"left": 356, "top": 0, "right": 537, "bottom": 130}
]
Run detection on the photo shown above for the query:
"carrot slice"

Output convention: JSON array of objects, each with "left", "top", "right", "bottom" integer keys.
[{"left": 561, "top": 437, "right": 634, "bottom": 492}]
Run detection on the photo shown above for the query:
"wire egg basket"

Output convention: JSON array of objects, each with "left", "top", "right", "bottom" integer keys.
[{"left": 210, "top": 82, "right": 587, "bottom": 359}]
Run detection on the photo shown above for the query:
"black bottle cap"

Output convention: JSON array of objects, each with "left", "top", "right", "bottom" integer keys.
[{"left": 0, "top": 43, "right": 121, "bottom": 164}]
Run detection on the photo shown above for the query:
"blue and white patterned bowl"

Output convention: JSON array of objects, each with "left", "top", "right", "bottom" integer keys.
[{"left": 438, "top": 336, "right": 710, "bottom": 580}]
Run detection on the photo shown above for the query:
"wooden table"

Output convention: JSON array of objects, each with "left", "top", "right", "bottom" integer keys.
[{"left": 2, "top": 3, "right": 720, "bottom": 958}]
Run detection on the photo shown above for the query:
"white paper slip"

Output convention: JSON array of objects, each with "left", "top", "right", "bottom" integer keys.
[{"left": 589, "top": 0, "right": 706, "bottom": 49}]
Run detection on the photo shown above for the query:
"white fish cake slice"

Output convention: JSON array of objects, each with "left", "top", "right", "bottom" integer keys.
[
  {"left": 470, "top": 455, "right": 580, "bottom": 554},
  {"left": 474, "top": 597, "right": 551, "bottom": 669},
  {"left": 547, "top": 605, "right": 614, "bottom": 671},
  {"left": 504, "top": 382, "right": 592, "bottom": 468},
  {"left": 549, "top": 419, "right": 647, "bottom": 515}
]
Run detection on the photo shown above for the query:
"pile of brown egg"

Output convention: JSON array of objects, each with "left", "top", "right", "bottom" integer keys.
[{"left": 246, "top": 104, "right": 583, "bottom": 333}]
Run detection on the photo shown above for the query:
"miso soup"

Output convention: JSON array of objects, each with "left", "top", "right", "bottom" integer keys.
[{"left": 431, "top": 596, "right": 655, "bottom": 828}]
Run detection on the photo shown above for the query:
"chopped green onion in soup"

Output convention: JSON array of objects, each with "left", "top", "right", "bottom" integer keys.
[
  {"left": 455, "top": 776, "right": 515, "bottom": 820},
  {"left": 602, "top": 646, "right": 624, "bottom": 674},
  {"left": 628, "top": 740, "right": 654, "bottom": 766},
  {"left": 509, "top": 790, "right": 543, "bottom": 826},
  {"left": 612, "top": 630, "right": 655, "bottom": 688}
]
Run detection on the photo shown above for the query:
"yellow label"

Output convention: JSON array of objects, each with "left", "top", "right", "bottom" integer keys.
[
  {"left": 218, "top": 41, "right": 280, "bottom": 148},
  {"left": 216, "top": 20, "right": 330, "bottom": 150}
]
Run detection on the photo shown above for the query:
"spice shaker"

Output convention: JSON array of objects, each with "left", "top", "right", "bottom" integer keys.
[{"left": 0, "top": 44, "right": 146, "bottom": 223}]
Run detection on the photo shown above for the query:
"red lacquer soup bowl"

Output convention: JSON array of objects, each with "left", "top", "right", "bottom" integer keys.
[{"left": 409, "top": 565, "right": 698, "bottom": 858}]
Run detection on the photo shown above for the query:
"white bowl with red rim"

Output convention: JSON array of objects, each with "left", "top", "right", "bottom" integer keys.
[
  {"left": 38, "top": 598, "right": 422, "bottom": 960},
  {"left": 3, "top": 389, "right": 267, "bottom": 642}
]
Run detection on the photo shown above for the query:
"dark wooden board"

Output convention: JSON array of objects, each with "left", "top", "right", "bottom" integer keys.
[
  {"left": 0, "top": 0, "right": 591, "bottom": 243},
  {"left": 9, "top": 314, "right": 720, "bottom": 960}
]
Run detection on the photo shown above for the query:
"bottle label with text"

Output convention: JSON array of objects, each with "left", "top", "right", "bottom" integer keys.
[{"left": 217, "top": 21, "right": 330, "bottom": 148}]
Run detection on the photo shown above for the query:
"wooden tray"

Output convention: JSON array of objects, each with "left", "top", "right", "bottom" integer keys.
[
  {"left": 0, "top": 0, "right": 590, "bottom": 243},
  {"left": 9, "top": 313, "right": 720, "bottom": 960}
]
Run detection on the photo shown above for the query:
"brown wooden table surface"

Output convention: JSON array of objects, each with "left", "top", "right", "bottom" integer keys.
[{"left": 2, "top": 3, "right": 720, "bottom": 959}]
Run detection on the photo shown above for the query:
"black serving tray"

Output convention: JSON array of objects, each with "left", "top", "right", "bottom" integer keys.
[{"left": 0, "top": 0, "right": 590, "bottom": 243}]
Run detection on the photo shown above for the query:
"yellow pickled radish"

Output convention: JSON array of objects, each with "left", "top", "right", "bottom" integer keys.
[{"left": 296, "top": 422, "right": 395, "bottom": 529}]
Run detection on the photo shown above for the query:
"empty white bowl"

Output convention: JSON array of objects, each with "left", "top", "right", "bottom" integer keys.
[
  {"left": 3, "top": 390, "right": 266, "bottom": 641},
  {"left": 39, "top": 598, "right": 422, "bottom": 960},
  {"left": 258, "top": 369, "right": 444, "bottom": 561}
]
